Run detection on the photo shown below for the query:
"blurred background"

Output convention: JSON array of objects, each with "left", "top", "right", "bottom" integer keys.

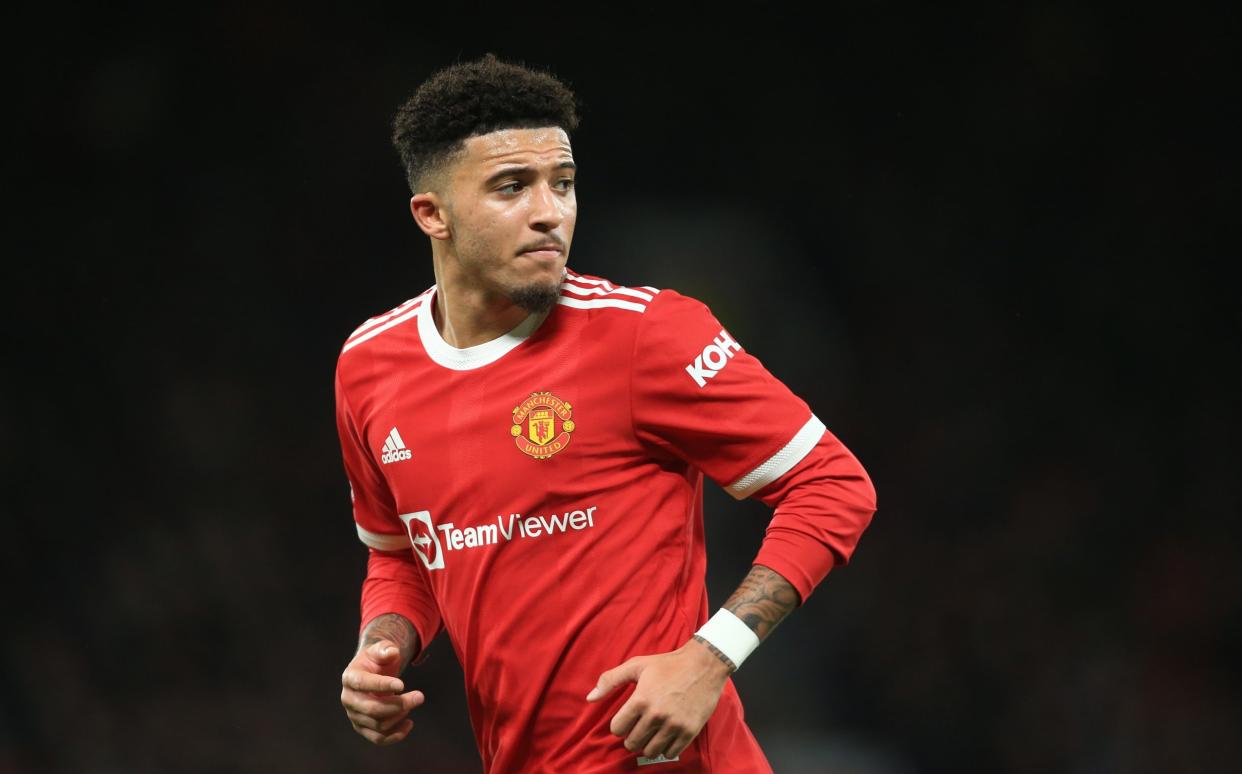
[{"left": 3, "top": 3, "right": 1238, "bottom": 772}]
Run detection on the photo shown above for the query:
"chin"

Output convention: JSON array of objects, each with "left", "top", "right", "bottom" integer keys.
[{"left": 508, "top": 280, "right": 562, "bottom": 315}]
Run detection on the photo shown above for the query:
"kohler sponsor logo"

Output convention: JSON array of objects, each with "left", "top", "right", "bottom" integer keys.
[{"left": 685, "top": 329, "right": 742, "bottom": 387}]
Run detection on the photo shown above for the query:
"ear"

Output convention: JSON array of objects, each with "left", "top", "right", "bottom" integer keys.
[{"left": 410, "top": 193, "right": 451, "bottom": 241}]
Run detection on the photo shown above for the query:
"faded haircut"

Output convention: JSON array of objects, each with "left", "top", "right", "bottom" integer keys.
[{"left": 391, "top": 54, "right": 580, "bottom": 193}]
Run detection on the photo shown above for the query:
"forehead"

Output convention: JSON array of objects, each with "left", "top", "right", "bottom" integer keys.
[{"left": 458, "top": 127, "right": 574, "bottom": 171}]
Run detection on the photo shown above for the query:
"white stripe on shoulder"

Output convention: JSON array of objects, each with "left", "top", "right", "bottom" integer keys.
[
  {"left": 726, "top": 415, "right": 827, "bottom": 499},
  {"left": 356, "top": 523, "right": 410, "bottom": 551},
  {"left": 347, "top": 291, "right": 430, "bottom": 341},
  {"left": 342, "top": 299, "right": 424, "bottom": 353},
  {"left": 561, "top": 281, "right": 654, "bottom": 302},
  {"left": 557, "top": 296, "right": 648, "bottom": 313}
]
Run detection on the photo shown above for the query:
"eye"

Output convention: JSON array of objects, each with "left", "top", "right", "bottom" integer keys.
[
  {"left": 555, "top": 178, "right": 575, "bottom": 191},
  {"left": 499, "top": 181, "right": 524, "bottom": 194}
]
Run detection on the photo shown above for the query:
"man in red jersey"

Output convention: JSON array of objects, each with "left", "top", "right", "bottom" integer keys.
[{"left": 335, "top": 54, "right": 877, "bottom": 772}]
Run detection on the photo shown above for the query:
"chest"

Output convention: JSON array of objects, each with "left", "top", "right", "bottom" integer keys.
[{"left": 359, "top": 337, "right": 636, "bottom": 519}]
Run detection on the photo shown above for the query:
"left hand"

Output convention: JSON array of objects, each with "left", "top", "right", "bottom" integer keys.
[{"left": 585, "top": 637, "right": 733, "bottom": 759}]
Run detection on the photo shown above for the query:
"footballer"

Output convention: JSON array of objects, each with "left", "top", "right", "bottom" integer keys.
[{"left": 334, "top": 54, "right": 877, "bottom": 772}]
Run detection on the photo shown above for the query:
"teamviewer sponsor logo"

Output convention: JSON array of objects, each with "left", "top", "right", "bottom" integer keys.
[
  {"left": 398, "top": 506, "right": 599, "bottom": 570},
  {"left": 400, "top": 511, "right": 444, "bottom": 570},
  {"left": 685, "top": 329, "right": 742, "bottom": 387},
  {"left": 380, "top": 427, "right": 412, "bottom": 464}
]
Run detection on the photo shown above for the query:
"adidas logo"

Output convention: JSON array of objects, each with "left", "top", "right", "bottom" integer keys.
[{"left": 380, "top": 427, "right": 412, "bottom": 464}]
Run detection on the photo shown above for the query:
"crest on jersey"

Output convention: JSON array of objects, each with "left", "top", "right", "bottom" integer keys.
[{"left": 511, "top": 391, "right": 575, "bottom": 459}]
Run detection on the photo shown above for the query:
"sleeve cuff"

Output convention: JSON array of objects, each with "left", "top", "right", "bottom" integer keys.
[{"left": 751, "top": 539, "right": 832, "bottom": 606}]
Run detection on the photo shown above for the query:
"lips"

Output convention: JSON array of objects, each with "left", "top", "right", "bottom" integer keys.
[{"left": 521, "top": 244, "right": 563, "bottom": 256}]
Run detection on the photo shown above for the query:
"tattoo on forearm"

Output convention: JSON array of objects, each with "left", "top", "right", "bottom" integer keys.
[
  {"left": 693, "top": 634, "right": 738, "bottom": 672},
  {"left": 723, "top": 564, "right": 801, "bottom": 642},
  {"left": 360, "top": 613, "right": 420, "bottom": 666}
]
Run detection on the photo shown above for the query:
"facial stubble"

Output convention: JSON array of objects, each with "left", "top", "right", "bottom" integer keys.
[{"left": 508, "top": 279, "right": 562, "bottom": 315}]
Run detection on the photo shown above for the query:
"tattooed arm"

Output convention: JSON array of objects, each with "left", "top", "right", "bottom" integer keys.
[
  {"left": 585, "top": 565, "right": 798, "bottom": 758},
  {"left": 728, "top": 564, "right": 799, "bottom": 640},
  {"left": 341, "top": 613, "right": 426, "bottom": 746},
  {"left": 688, "top": 564, "right": 798, "bottom": 671},
  {"left": 359, "top": 612, "right": 421, "bottom": 666},
  {"left": 587, "top": 425, "right": 874, "bottom": 759}
]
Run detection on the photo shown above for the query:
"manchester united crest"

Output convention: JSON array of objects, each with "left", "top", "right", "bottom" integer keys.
[{"left": 511, "top": 391, "right": 575, "bottom": 459}]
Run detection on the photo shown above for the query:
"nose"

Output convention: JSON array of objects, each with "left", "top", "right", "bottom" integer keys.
[{"left": 528, "top": 181, "right": 565, "bottom": 233}]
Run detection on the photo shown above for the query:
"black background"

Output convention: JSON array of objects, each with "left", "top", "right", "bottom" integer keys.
[{"left": 5, "top": 4, "right": 1238, "bottom": 773}]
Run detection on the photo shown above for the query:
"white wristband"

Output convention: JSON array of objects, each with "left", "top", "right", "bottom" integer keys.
[{"left": 694, "top": 609, "right": 760, "bottom": 671}]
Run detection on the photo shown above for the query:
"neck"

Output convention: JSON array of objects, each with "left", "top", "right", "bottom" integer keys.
[{"left": 431, "top": 253, "right": 541, "bottom": 349}]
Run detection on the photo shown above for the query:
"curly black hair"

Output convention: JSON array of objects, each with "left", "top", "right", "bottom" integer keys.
[{"left": 392, "top": 54, "right": 580, "bottom": 193}]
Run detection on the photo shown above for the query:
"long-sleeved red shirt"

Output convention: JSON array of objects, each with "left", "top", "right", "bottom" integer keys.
[{"left": 335, "top": 269, "right": 876, "bottom": 773}]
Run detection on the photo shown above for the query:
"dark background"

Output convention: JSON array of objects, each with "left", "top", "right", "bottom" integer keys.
[{"left": 5, "top": 4, "right": 1238, "bottom": 773}]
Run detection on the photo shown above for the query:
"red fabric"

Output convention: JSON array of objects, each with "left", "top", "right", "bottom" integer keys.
[
  {"left": 332, "top": 270, "right": 876, "bottom": 772},
  {"left": 360, "top": 549, "right": 442, "bottom": 666},
  {"left": 337, "top": 364, "right": 444, "bottom": 660},
  {"left": 629, "top": 291, "right": 813, "bottom": 489},
  {"left": 750, "top": 431, "right": 877, "bottom": 604}
]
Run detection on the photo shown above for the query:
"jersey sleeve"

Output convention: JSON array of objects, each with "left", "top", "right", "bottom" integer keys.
[
  {"left": 335, "top": 363, "right": 405, "bottom": 550},
  {"left": 631, "top": 289, "right": 822, "bottom": 496},
  {"left": 360, "top": 549, "right": 444, "bottom": 665},
  {"left": 746, "top": 430, "right": 877, "bottom": 603},
  {"left": 631, "top": 289, "right": 877, "bottom": 603},
  {"left": 335, "top": 361, "right": 443, "bottom": 661}
]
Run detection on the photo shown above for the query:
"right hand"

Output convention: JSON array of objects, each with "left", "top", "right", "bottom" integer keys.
[{"left": 340, "top": 639, "right": 426, "bottom": 745}]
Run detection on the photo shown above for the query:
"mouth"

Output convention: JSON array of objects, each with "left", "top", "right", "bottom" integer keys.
[{"left": 519, "top": 244, "right": 564, "bottom": 260}]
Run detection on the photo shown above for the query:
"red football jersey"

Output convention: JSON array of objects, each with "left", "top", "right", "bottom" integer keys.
[{"left": 334, "top": 269, "right": 877, "bottom": 773}]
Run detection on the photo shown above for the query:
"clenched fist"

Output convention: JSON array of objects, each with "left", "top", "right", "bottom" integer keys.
[{"left": 340, "top": 639, "right": 425, "bottom": 746}]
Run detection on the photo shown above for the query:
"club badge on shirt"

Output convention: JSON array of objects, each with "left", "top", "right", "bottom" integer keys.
[{"left": 511, "top": 391, "right": 575, "bottom": 459}]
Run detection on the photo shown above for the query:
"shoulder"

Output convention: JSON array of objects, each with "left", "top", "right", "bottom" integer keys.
[
  {"left": 558, "top": 269, "right": 726, "bottom": 343},
  {"left": 338, "top": 286, "right": 435, "bottom": 358},
  {"left": 557, "top": 268, "right": 667, "bottom": 315},
  {"left": 334, "top": 286, "right": 435, "bottom": 404}
]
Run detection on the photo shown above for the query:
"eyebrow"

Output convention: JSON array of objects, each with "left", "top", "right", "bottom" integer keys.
[{"left": 484, "top": 161, "right": 577, "bottom": 186}]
